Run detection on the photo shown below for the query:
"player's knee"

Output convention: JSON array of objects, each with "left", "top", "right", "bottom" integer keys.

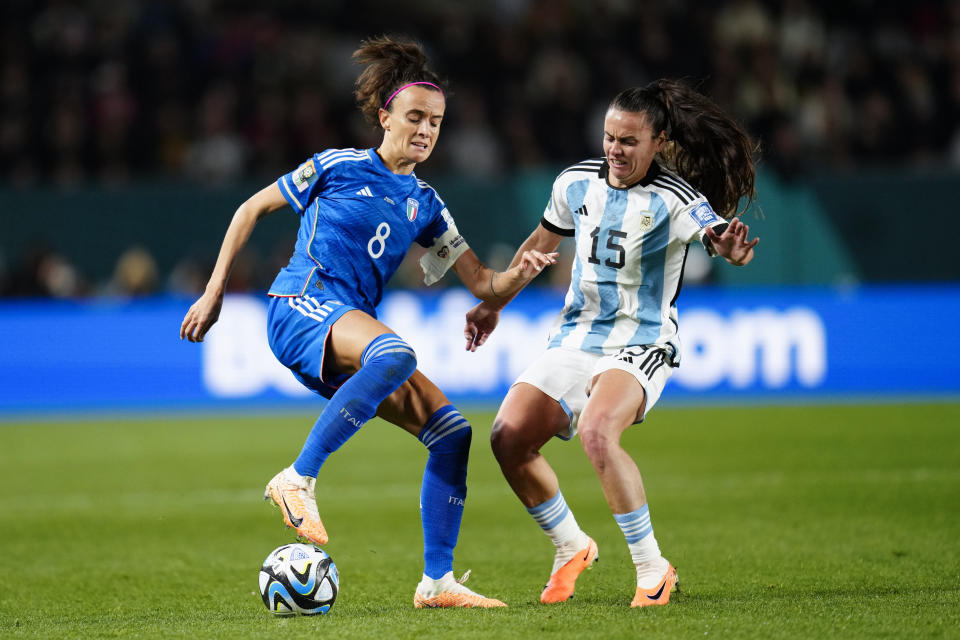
[
  {"left": 489, "top": 416, "right": 512, "bottom": 459},
  {"left": 362, "top": 334, "right": 417, "bottom": 385},
  {"left": 578, "top": 419, "right": 617, "bottom": 463},
  {"left": 389, "top": 349, "right": 417, "bottom": 382},
  {"left": 490, "top": 415, "right": 535, "bottom": 463}
]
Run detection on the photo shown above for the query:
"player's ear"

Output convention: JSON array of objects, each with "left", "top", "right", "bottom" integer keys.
[
  {"left": 655, "top": 130, "right": 667, "bottom": 150},
  {"left": 378, "top": 107, "right": 391, "bottom": 131}
]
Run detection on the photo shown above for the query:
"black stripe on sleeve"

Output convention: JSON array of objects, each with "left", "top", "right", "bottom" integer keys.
[
  {"left": 540, "top": 217, "right": 575, "bottom": 237},
  {"left": 656, "top": 174, "right": 697, "bottom": 200},
  {"left": 651, "top": 179, "right": 690, "bottom": 205},
  {"left": 559, "top": 159, "right": 605, "bottom": 177}
]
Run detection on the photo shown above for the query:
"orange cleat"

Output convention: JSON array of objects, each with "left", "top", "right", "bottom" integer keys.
[
  {"left": 414, "top": 571, "right": 508, "bottom": 609},
  {"left": 540, "top": 537, "right": 599, "bottom": 603},
  {"left": 630, "top": 563, "right": 678, "bottom": 608},
  {"left": 264, "top": 467, "right": 328, "bottom": 546}
]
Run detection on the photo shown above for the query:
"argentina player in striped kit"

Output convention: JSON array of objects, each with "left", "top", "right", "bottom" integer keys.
[
  {"left": 465, "top": 79, "right": 759, "bottom": 607},
  {"left": 180, "top": 36, "right": 555, "bottom": 608}
]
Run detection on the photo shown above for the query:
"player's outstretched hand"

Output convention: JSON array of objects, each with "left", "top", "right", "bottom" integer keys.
[
  {"left": 516, "top": 250, "right": 558, "bottom": 280},
  {"left": 705, "top": 217, "right": 759, "bottom": 266},
  {"left": 466, "top": 250, "right": 556, "bottom": 351},
  {"left": 180, "top": 291, "right": 223, "bottom": 343},
  {"left": 464, "top": 302, "right": 500, "bottom": 352}
]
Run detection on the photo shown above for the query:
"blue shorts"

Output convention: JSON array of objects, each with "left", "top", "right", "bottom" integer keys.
[{"left": 266, "top": 294, "right": 354, "bottom": 399}]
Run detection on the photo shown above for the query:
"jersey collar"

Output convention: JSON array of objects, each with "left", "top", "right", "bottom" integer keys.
[{"left": 367, "top": 148, "right": 417, "bottom": 184}]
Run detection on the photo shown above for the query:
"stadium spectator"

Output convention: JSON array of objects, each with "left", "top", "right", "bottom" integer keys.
[
  {"left": 2, "top": 239, "right": 87, "bottom": 298},
  {"left": 464, "top": 79, "right": 758, "bottom": 607},
  {"left": 108, "top": 246, "right": 158, "bottom": 297},
  {"left": 1, "top": 1, "right": 957, "bottom": 185},
  {"left": 179, "top": 35, "right": 556, "bottom": 608},
  {"left": 1, "top": 1, "right": 959, "bottom": 296}
]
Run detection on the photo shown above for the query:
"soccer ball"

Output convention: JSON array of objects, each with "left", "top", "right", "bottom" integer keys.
[{"left": 258, "top": 543, "right": 339, "bottom": 616}]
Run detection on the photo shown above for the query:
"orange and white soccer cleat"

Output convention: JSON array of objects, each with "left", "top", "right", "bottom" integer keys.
[
  {"left": 540, "top": 537, "right": 599, "bottom": 603},
  {"left": 630, "top": 563, "right": 678, "bottom": 608},
  {"left": 264, "top": 466, "right": 328, "bottom": 546},
  {"left": 414, "top": 570, "right": 508, "bottom": 609}
]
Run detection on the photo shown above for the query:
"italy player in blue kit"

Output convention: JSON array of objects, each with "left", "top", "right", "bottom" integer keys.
[{"left": 180, "top": 36, "right": 556, "bottom": 608}]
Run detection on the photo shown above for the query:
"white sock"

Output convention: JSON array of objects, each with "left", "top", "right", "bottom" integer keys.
[
  {"left": 416, "top": 571, "right": 456, "bottom": 596},
  {"left": 614, "top": 504, "right": 670, "bottom": 588},
  {"left": 629, "top": 534, "right": 670, "bottom": 588},
  {"left": 548, "top": 520, "right": 591, "bottom": 574}
]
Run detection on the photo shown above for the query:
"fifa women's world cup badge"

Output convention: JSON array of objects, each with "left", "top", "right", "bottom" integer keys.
[{"left": 293, "top": 160, "right": 317, "bottom": 193}]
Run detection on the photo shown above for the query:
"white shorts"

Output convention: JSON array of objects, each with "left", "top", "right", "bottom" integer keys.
[{"left": 513, "top": 345, "right": 675, "bottom": 441}]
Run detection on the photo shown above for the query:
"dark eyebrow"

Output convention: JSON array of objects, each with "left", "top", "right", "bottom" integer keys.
[
  {"left": 406, "top": 109, "right": 444, "bottom": 119},
  {"left": 605, "top": 131, "right": 638, "bottom": 143}
]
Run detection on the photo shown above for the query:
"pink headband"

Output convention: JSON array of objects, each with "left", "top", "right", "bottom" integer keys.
[{"left": 384, "top": 82, "right": 443, "bottom": 109}]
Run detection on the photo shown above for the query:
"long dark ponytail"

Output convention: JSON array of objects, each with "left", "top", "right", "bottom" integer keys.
[
  {"left": 352, "top": 35, "right": 445, "bottom": 126},
  {"left": 610, "top": 79, "right": 757, "bottom": 218}
]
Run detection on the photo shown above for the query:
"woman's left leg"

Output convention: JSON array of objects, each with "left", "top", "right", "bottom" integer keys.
[
  {"left": 378, "top": 371, "right": 506, "bottom": 608},
  {"left": 578, "top": 368, "right": 677, "bottom": 607}
]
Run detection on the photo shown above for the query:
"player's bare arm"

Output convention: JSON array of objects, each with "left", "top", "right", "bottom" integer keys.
[
  {"left": 464, "top": 224, "right": 564, "bottom": 351},
  {"left": 704, "top": 217, "right": 759, "bottom": 266},
  {"left": 179, "top": 183, "right": 288, "bottom": 343},
  {"left": 451, "top": 247, "right": 558, "bottom": 305}
]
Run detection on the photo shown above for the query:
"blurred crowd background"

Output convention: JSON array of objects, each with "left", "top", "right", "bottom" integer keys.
[{"left": 1, "top": 0, "right": 958, "bottom": 298}]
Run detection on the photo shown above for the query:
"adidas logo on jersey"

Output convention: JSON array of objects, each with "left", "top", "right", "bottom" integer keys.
[
  {"left": 356, "top": 186, "right": 373, "bottom": 197},
  {"left": 575, "top": 204, "right": 589, "bottom": 216}
]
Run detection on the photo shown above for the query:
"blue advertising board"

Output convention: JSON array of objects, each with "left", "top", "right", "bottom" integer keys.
[{"left": 1, "top": 285, "right": 958, "bottom": 417}]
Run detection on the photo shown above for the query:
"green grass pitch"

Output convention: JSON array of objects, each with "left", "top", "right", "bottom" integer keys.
[{"left": 1, "top": 402, "right": 958, "bottom": 638}]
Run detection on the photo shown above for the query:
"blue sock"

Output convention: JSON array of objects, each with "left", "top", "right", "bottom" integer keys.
[
  {"left": 418, "top": 405, "right": 472, "bottom": 579},
  {"left": 292, "top": 334, "right": 416, "bottom": 477}
]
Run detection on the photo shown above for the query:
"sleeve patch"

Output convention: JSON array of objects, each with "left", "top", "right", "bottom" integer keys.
[
  {"left": 293, "top": 160, "right": 318, "bottom": 193},
  {"left": 689, "top": 201, "right": 720, "bottom": 228}
]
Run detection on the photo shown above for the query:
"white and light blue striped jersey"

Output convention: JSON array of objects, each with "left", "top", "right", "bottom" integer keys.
[
  {"left": 269, "top": 148, "right": 467, "bottom": 314},
  {"left": 541, "top": 158, "right": 727, "bottom": 362}
]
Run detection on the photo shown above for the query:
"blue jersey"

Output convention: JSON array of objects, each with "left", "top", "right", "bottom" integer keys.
[{"left": 269, "top": 148, "right": 465, "bottom": 314}]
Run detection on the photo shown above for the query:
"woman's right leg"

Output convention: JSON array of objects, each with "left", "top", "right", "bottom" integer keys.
[
  {"left": 490, "top": 383, "right": 569, "bottom": 506},
  {"left": 289, "top": 310, "right": 418, "bottom": 477},
  {"left": 490, "top": 382, "right": 599, "bottom": 604},
  {"left": 265, "top": 304, "right": 418, "bottom": 545}
]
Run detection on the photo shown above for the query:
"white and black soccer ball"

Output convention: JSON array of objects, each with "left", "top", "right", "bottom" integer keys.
[{"left": 258, "top": 543, "right": 339, "bottom": 616}]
